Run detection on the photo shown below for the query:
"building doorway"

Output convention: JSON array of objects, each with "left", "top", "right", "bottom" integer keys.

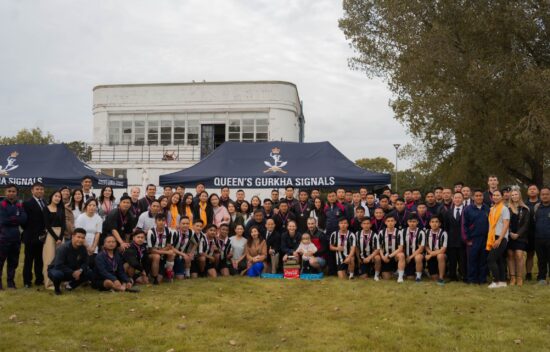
[{"left": 200, "top": 124, "right": 226, "bottom": 159}]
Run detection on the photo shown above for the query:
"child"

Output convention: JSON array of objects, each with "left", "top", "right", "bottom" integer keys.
[
  {"left": 294, "top": 233, "right": 318, "bottom": 273},
  {"left": 123, "top": 229, "right": 150, "bottom": 284},
  {"left": 378, "top": 214, "right": 406, "bottom": 282},
  {"left": 146, "top": 213, "right": 176, "bottom": 284},
  {"left": 402, "top": 214, "right": 426, "bottom": 282},
  {"left": 172, "top": 216, "right": 196, "bottom": 279},
  {"left": 329, "top": 217, "right": 356, "bottom": 279},
  {"left": 358, "top": 217, "right": 381, "bottom": 280},
  {"left": 425, "top": 215, "right": 448, "bottom": 285}
]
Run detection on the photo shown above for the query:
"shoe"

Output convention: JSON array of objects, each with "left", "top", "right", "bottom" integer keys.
[
  {"left": 7, "top": 281, "right": 16, "bottom": 289},
  {"left": 54, "top": 286, "right": 62, "bottom": 295},
  {"left": 415, "top": 277, "right": 422, "bottom": 283},
  {"left": 126, "top": 286, "right": 141, "bottom": 293},
  {"left": 65, "top": 283, "right": 74, "bottom": 291},
  {"left": 525, "top": 273, "right": 532, "bottom": 281},
  {"left": 488, "top": 282, "right": 499, "bottom": 289},
  {"left": 509, "top": 276, "right": 516, "bottom": 286},
  {"left": 538, "top": 280, "right": 547, "bottom": 285},
  {"left": 437, "top": 279, "right": 445, "bottom": 286},
  {"left": 153, "top": 277, "right": 159, "bottom": 285},
  {"left": 374, "top": 276, "right": 380, "bottom": 282},
  {"left": 165, "top": 270, "right": 174, "bottom": 281},
  {"left": 397, "top": 277, "right": 404, "bottom": 283},
  {"left": 498, "top": 282, "right": 507, "bottom": 288},
  {"left": 348, "top": 273, "right": 355, "bottom": 280}
]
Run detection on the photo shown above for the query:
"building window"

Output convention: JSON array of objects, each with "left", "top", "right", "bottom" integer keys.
[
  {"left": 188, "top": 120, "right": 199, "bottom": 146},
  {"left": 108, "top": 121, "right": 120, "bottom": 145},
  {"left": 256, "top": 118, "right": 269, "bottom": 141},
  {"left": 135, "top": 120, "right": 145, "bottom": 145},
  {"left": 161, "top": 120, "right": 172, "bottom": 146},
  {"left": 122, "top": 121, "right": 132, "bottom": 144},
  {"left": 242, "top": 119, "right": 255, "bottom": 142},
  {"left": 101, "top": 168, "right": 127, "bottom": 179},
  {"left": 174, "top": 120, "right": 185, "bottom": 145},
  {"left": 228, "top": 119, "right": 240, "bottom": 141},
  {"left": 148, "top": 120, "right": 159, "bottom": 145}
]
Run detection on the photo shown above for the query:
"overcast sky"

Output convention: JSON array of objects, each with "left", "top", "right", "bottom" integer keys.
[{"left": 0, "top": 0, "right": 410, "bottom": 165}]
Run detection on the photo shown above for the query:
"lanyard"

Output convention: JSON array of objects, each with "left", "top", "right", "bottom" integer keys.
[{"left": 106, "top": 253, "right": 117, "bottom": 272}]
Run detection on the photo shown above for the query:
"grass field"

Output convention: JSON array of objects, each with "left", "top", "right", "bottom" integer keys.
[{"left": 1, "top": 274, "right": 550, "bottom": 352}]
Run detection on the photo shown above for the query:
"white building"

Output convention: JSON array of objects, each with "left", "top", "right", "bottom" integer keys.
[{"left": 88, "top": 81, "right": 305, "bottom": 190}]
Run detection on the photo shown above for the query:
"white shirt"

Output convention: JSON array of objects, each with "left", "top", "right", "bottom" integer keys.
[
  {"left": 75, "top": 213, "right": 103, "bottom": 254},
  {"left": 136, "top": 212, "right": 156, "bottom": 233}
]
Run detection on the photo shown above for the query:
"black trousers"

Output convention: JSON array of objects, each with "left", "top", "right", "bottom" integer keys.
[
  {"left": 447, "top": 245, "right": 467, "bottom": 281},
  {"left": 535, "top": 238, "right": 550, "bottom": 281},
  {"left": 0, "top": 240, "right": 20, "bottom": 285},
  {"left": 23, "top": 242, "right": 44, "bottom": 286},
  {"left": 487, "top": 238, "right": 508, "bottom": 282}
]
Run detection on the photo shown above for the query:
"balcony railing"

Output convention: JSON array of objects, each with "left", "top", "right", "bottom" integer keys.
[{"left": 87, "top": 143, "right": 199, "bottom": 162}]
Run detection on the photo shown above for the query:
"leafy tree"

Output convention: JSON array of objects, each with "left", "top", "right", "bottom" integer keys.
[
  {"left": 340, "top": 0, "right": 550, "bottom": 187},
  {"left": 0, "top": 128, "right": 91, "bottom": 161},
  {"left": 355, "top": 157, "right": 395, "bottom": 174}
]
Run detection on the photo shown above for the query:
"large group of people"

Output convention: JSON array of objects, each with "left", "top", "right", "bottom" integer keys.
[{"left": 0, "top": 175, "right": 549, "bottom": 295}]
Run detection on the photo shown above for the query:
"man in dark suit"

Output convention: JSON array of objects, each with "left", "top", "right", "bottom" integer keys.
[
  {"left": 138, "top": 184, "right": 157, "bottom": 214},
  {"left": 444, "top": 192, "right": 467, "bottom": 282},
  {"left": 21, "top": 182, "right": 46, "bottom": 288}
]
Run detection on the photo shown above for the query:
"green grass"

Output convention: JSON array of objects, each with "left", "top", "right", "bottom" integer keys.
[{"left": 1, "top": 274, "right": 550, "bottom": 352}]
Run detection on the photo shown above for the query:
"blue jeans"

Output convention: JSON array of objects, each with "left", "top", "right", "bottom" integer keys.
[{"left": 247, "top": 262, "right": 264, "bottom": 277}]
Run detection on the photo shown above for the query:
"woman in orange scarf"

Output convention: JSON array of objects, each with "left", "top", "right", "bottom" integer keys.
[{"left": 486, "top": 190, "right": 510, "bottom": 289}]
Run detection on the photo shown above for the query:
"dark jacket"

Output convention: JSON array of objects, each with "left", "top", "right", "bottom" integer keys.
[
  {"left": 534, "top": 203, "right": 550, "bottom": 239},
  {"left": 101, "top": 208, "right": 136, "bottom": 247},
  {"left": 281, "top": 231, "right": 302, "bottom": 256},
  {"left": 265, "top": 230, "right": 282, "bottom": 253},
  {"left": 94, "top": 250, "right": 130, "bottom": 283},
  {"left": 292, "top": 201, "right": 312, "bottom": 233},
  {"left": 306, "top": 229, "right": 329, "bottom": 258},
  {"left": 138, "top": 196, "right": 156, "bottom": 214},
  {"left": 228, "top": 213, "right": 245, "bottom": 237},
  {"left": 192, "top": 202, "right": 213, "bottom": 226},
  {"left": 48, "top": 241, "right": 89, "bottom": 275},
  {"left": 324, "top": 202, "right": 346, "bottom": 234},
  {"left": 273, "top": 211, "right": 296, "bottom": 234},
  {"left": 510, "top": 206, "right": 530, "bottom": 242},
  {"left": 21, "top": 198, "right": 46, "bottom": 244},
  {"left": 463, "top": 204, "right": 490, "bottom": 240},
  {"left": 123, "top": 242, "right": 149, "bottom": 272},
  {"left": 443, "top": 206, "right": 465, "bottom": 248},
  {"left": 0, "top": 199, "right": 27, "bottom": 242},
  {"left": 245, "top": 219, "right": 266, "bottom": 239}
]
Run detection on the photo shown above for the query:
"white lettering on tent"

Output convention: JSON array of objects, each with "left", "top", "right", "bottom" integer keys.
[{"left": 0, "top": 177, "right": 43, "bottom": 186}]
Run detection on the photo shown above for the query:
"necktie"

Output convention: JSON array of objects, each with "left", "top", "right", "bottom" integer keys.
[
  {"left": 38, "top": 199, "right": 45, "bottom": 209},
  {"left": 455, "top": 208, "right": 460, "bottom": 220}
]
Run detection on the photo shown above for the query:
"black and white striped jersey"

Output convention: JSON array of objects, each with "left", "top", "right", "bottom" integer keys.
[
  {"left": 401, "top": 228, "right": 426, "bottom": 257},
  {"left": 377, "top": 229, "right": 403, "bottom": 257},
  {"left": 357, "top": 230, "right": 378, "bottom": 259},
  {"left": 173, "top": 229, "right": 196, "bottom": 254},
  {"left": 329, "top": 230, "right": 356, "bottom": 265},
  {"left": 217, "top": 237, "right": 231, "bottom": 260},
  {"left": 146, "top": 226, "right": 174, "bottom": 249},
  {"left": 426, "top": 229, "right": 448, "bottom": 251}
]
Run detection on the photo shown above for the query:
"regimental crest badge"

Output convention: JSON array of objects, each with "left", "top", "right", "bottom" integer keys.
[
  {"left": 263, "top": 147, "right": 288, "bottom": 174},
  {"left": 0, "top": 152, "right": 19, "bottom": 176}
]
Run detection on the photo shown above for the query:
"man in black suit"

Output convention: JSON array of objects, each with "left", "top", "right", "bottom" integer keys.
[
  {"left": 444, "top": 192, "right": 467, "bottom": 282},
  {"left": 21, "top": 182, "right": 46, "bottom": 288},
  {"left": 138, "top": 184, "right": 157, "bottom": 214}
]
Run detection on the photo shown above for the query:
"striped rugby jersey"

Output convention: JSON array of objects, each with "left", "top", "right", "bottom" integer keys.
[
  {"left": 146, "top": 226, "right": 174, "bottom": 249},
  {"left": 329, "top": 230, "right": 356, "bottom": 265},
  {"left": 217, "top": 237, "right": 231, "bottom": 260},
  {"left": 173, "top": 229, "right": 196, "bottom": 254},
  {"left": 426, "top": 229, "right": 448, "bottom": 251},
  {"left": 377, "top": 228, "right": 403, "bottom": 257},
  {"left": 357, "top": 230, "right": 378, "bottom": 259},
  {"left": 401, "top": 227, "right": 426, "bottom": 257}
]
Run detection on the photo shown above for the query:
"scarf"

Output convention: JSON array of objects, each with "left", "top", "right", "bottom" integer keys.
[
  {"left": 170, "top": 204, "right": 179, "bottom": 228},
  {"left": 486, "top": 202, "right": 504, "bottom": 250},
  {"left": 199, "top": 202, "right": 207, "bottom": 228}
]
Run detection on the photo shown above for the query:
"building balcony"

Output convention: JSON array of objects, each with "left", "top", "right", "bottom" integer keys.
[{"left": 88, "top": 143, "right": 200, "bottom": 162}]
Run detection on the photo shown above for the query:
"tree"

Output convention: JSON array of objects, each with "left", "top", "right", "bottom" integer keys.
[
  {"left": 0, "top": 128, "right": 54, "bottom": 145},
  {"left": 355, "top": 157, "right": 394, "bottom": 174},
  {"left": 0, "top": 128, "right": 91, "bottom": 162},
  {"left": 340, "top": 0, "right": 550, "bottom": 187}
]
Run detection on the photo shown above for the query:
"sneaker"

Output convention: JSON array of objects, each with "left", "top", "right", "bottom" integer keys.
[
  {"left": 397, "top": 277, "right": 404, "bottom": 283},
  {"left": 415, "top": 277, "right": 422, "bottom": 283},
  {"left": 538, "top": 280, "right": 547, "bottom": 285},
  {"left": 153, "top": 277, "right": 159, "bottom": 285},
  {"left": 348, "top": 273, "right": 355, "bottom": 280},
  {"left": 65, "top": 283, "right": 74, "bottom": 291},
  {"left": 7, "top": 281, "right": 16, "bottom": 289},
  {"left": 437, "top": 279, "right": 445, "bottom": 286},
  {"left": 488, "top": 282, "right": 499, "bottom": 289},
  {"left": 525, "top": 273, "right": 532, "bottom": 281},
  {"left": 374, "top": 276, "right": 380, "bottom": 282},
  {"left": 498, "top": 282, "right": 507, "bottom": 288},
  {"left": 126, "top": 286, "right": 141, "bottom": 293}
]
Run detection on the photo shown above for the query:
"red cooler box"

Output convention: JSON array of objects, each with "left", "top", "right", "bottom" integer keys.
[{"left": 283, "top": 265, "right": 300, "bottom": 279}]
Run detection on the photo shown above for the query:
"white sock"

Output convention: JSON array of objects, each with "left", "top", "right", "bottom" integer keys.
[
  {"left": 185, "top": 268, "right": 190, "bottom": 277},
  {"left": 166, "top": 261, "right": 174, "bottom": 270},
  {"left": 398, "top": 270, "right": 404, "bottom": 280},
  {"left": 416, "top": 272, "right": 422, "bottom": 279},
  {"left": 374, "top": 272, "right": 380, "bottom": 279}
]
